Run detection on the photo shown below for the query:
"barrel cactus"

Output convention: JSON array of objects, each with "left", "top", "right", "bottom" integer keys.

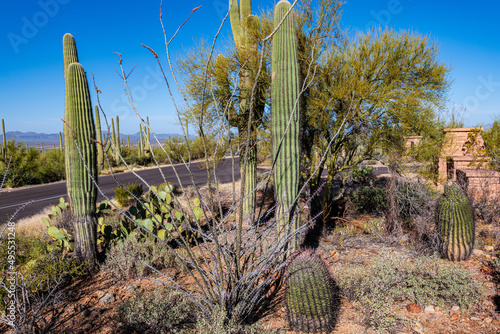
[
  {"left": 63, "top": 33, "right": 98, "bottom": 264},
  {"left": 271, "top": 0, "right": 301, "bottom": 250},
  {"left": 285, "top": 249, "right": 337, "bottom": 333},
  {"left": 436, "top": 183, "right": 475, "bottom": 261}
]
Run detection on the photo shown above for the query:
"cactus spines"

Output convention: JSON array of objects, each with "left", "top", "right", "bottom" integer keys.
[
  {"left": 436, "top": 183, "right": 475, "bottom": 261},
  {"left": 271, "top": 0, "right": 301, "bottom": 250},
  {"left": 63, "top": 35, "right": 98, "bottom": 264},
  {"left": 285, "top": 249, "right": 338, "bottom": 333}
]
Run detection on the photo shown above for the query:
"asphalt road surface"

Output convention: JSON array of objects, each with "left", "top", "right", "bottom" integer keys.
[{"left": 0, "top": 158, "right": 241, "bottom": 223}]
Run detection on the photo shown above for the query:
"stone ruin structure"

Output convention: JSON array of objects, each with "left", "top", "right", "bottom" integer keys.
[{"left": 438, "top": 128, "right": 500, "bottom": 200}]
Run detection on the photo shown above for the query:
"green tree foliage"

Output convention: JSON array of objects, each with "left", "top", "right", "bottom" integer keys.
[
  {"left": 302, "top": 28, "right": 450, "bottom": 221},
  {"left": 0, "top": 140, "right": 65, "bottom": 187},
  {"left": 481, "top": 121, "right": 500, "bottom": 170}
]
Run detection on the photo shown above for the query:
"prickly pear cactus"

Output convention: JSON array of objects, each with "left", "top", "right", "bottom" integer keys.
[
  {"left": 436, "top": 183, "right": 475, "bottom": 261},
  {"left": 285, "top": 249, "right": 337, "bottom": 333}
]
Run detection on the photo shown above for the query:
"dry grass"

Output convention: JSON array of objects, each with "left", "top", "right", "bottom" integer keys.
[{"left": 14, "top": 206, "right": 52, "bottom": 236}]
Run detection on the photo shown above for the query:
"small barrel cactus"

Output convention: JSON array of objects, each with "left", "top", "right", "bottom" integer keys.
[
  {"left": 285, "top": 249, "right": 337, "bottom": 333},
  {"left": 436, "top": 183, "right": 475, "bottom": 261}
]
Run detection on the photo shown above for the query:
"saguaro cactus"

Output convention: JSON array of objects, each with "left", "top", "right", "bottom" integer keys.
[
  {"left": 285, "top": 249, "right": 337, "bottom": 333},
  {"left": 94, "top": 106, "right": 104, "bottom": 168},
  {"left": 229, "top": 0, "right": 268, "bottom": 224},
  {"left": 63, "top": 33, "right": 98, "bottom": 264},
  {"left": 115, "top": 115, "right": 121, "bottom": 160},
  {"left": 2, "top": 119, "right": 6, "bottom": 158},
  {"left": 436, "top": 183, "right": 475, "bottom": 261},
  {"left": 271, "top": 0, "right": 301, "bottom": 250},
  {"left": 59, "top": 131, "right": 63, "bottom": 152}
]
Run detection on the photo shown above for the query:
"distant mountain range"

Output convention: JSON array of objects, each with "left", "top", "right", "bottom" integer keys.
[{"left": 1, "top": 131, "right": 195, "bottom": 147}]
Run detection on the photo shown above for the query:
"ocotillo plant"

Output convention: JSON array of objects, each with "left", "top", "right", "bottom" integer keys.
[
  {"left": 285, "top": 249, "right": 337, "bottom": 333},
  {"left": 63, "top": 33, "right": 98, "bottom": 264},
  {"left": 436, "top": 183, "right": 475, "bottom": 261},
  {"left": 271, "top": 0, "right": 301, "bottom": 251}
]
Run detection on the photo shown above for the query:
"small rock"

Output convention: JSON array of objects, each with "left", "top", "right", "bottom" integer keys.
[
  {"left": 82, "top": 308, "right": 91, "bottom": 317},
  {"left": 484, "top": 317, "right": 493, "bottom": 324},
  {"left": 450, "top": 314, "right": 459, "bottom": 321},
  {"left": 434, "top": 306, "right": 441, "bottom": 312},
  {"left": 485, "top": 254, "right": 492, "bottom": 259},
  {"left": 99, "top": 292, "right": 115, "bottom": 305},
  {"left": 451, "top": 305, "right": 460, "bottom": 312},
  {"left": 484, "top": 245, "right": 495, "bottom": 252},
  {"left": 473, "top": 249, "right": 484, "bottom": 256},
  {"left": 412, "top": 321, "right": 424, "bottom": 334},
  {"left": 126, "top": 284, "right": 137, "bottom": 292},
  {"left": 424, "top": 305, "right": 435, "bottom": 313},
  {"left": 407, "top": 303, "right": 422, "bottom": 313},
  {"left": 470, "top": 316, "right": 482, "bottom": 321}
]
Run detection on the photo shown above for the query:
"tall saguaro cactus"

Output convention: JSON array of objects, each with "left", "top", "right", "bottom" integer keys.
[
  {"left": 228, "top": 0, "right": 267, "bottom": 224},
  {"left": 63, "top": 33, "right": 98, "bottom": 264},
  {"left": 436, "top": 183, "right": 475, "bottom": 261},
  {"left": 94, "top": 106, "right": 104, "bottom": 168},
  {"left": 2, "top": 119, "right": 6, "bottom": 158},
  {"left": 271, "top": 0, "right": 301, "bottom": 251},
  {"left": 115, "top": 115, "right": 121, "bottom": 160}
]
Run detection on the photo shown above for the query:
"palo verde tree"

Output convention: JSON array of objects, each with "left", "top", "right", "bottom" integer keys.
[
  {"left": 178, "top": 0, "right": 271, "bottom": 225},
  {"left": 302, "top": 28, "right": 450, "bottom": 222}
]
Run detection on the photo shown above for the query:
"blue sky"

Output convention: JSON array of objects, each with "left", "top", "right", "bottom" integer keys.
[{"left": 1, "top": 0, "right": 499, "bottom": 135}]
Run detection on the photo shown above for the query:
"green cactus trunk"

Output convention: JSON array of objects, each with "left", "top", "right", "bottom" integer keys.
[
  {"left": 139, "top": 124, "right": 144, "bottom": 157},
  {"left": 59, "top": 131, "right": 63, "bottom": 152},
  {"left": 229, "top": 0, "right": 262, "bottom": 225},
  {"left": 2, "top": 119, "right": 6, "bottom": 159},
  {"left": 115, "top": 116, "right": 121, "bottom": 161},
  {"left": 94, "top": 106, "right": 104, "bottom": 169},
  {"left": 271, "top": 0, "right": 301, "bottom": 251},
  {"left": 127, "top": 136, "right": 130, "bottom": 148},
  {"left": 285, "top": 249, "right": 337, "bottom": 333},
  {"left": 436, "top": 184, "right": 475, "bottom": 261},
  {"left": 63, "top": 33, "right": 98, "bottom": 265},
  {"left": 146, "top": 116, "right": 151, "bottom": 152}
]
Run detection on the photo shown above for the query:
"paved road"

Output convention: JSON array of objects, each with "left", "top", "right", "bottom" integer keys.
[{"left": 0, "top": 158, "right": 241, "bottom": 223}]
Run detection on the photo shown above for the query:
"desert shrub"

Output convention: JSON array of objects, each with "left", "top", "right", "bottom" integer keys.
[
  {"left": 164, "top": 135, "right": 190, "bottom": 163},
  {"left": 0, "top": 234, "right": 88, "bottom": 332},
  {"left": 351, "top": 165, "right": 374, "bottom": 184},
  {"left": 113, "top": 182, "right": 144, "bottom": 207},
  {"left": 396, "top": 178, "right": 437, "bottom": 222},
  {"left": 194, "top": 305, "right": 284, "bottom": 334},
  {"left": 117, "top": 287, "right": 196, "bottom": 334},
  {"left": 37, "top": 149, "right": 65, "bottom": 183},
  {"left": 101, "top": 237, "right": 175, "bottom": 280},
  {"left": 349, "top": 186, "right": 387, "bottom": 214},
  {"left": 334, "top": 252, "right": 483, "bottom": 332}
]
